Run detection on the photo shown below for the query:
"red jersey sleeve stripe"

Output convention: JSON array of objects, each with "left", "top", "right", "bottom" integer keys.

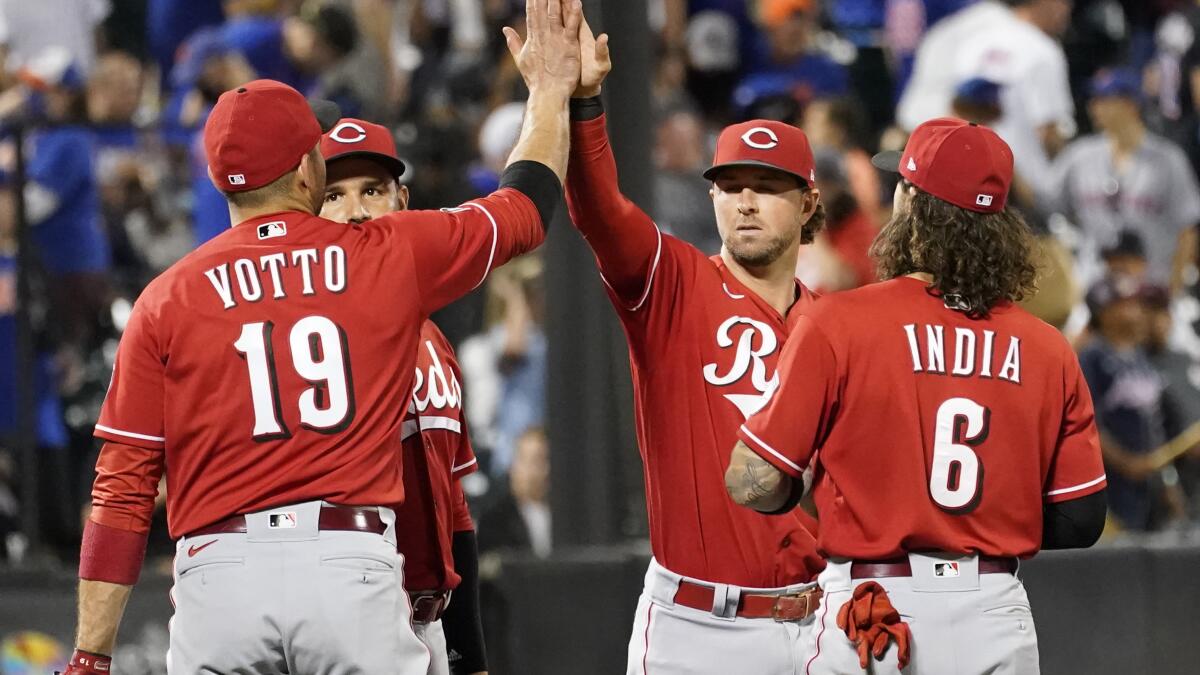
[
  {"left": 599, "top": 225, "right": 663, "bottom": 312},
  {"left": 94, "top": 423, "right": 166, "bottom": 444},
  {"left": 1044, "top": 473, "right": 1106, "bottom": 498},
  {"left": 462, "top": 200, "right": 499, "bottom": 290},
  {"left": 739, "top": 424, "right": 806, "bottom": 478}
]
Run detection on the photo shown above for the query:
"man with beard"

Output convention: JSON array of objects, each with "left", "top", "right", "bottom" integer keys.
[{"left": 564, "top": 17, "right": 826, "bottom": 674}]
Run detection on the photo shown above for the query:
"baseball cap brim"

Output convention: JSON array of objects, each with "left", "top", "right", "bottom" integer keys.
[
  {"left": 324, "top": 149, "right": 407, "bottom": 179},
  {"left": 870, "top": 150, "right": 901, "bottom": 173},
  {"left": 702, "top": 159, "right": 810, "bottom": 186}
]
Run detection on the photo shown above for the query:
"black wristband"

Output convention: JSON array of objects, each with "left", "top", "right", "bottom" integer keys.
[
  {"left": 499, "top": 160, "right": 561, "bottom": 232},
  {"left": 444, "top": 530, "right": 487, "bottom": 674},
  {"left": 570, "top": 95, "right": 604, "bottom": 121}
]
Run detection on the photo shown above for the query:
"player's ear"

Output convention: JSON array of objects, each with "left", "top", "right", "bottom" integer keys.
[{"left": 396, "top": 183, "right": 410, "bottom": 211}]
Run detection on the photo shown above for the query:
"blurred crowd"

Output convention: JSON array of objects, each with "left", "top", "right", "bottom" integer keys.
[{"left": 2, "top": 0, "right": 1200, "bottom": 566}]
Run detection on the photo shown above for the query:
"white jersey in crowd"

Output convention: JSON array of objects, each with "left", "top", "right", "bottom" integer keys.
[
  {"left": 1049, "top": 130, "right": 1200, "bottom": 286},
  {"left": 897, "top": 0, "right": 1075, "bottom": 188}
]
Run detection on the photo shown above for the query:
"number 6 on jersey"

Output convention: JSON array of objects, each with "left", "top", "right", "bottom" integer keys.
[
  {"left": 234, "top": 315, "right": 356, "bottom": 440},
  {"left": 929, "top": 397, "right": 990, "bottom": 512}
]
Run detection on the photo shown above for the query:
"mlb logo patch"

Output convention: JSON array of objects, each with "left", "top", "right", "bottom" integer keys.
[
  {"left": 228, "top": 173, "right": 246, "bottom": 185},
  {"left": 257, "top": 221, "right": 287, "bottom": 240},
  {"left": 934, "top": 562, "right": 960, "bottom": 577},
  {"left": 268, "top": 512, "right": 298, "bottom": 529},
  {"left": 976, "top": 194, "right": 994, "bottom": 207}
]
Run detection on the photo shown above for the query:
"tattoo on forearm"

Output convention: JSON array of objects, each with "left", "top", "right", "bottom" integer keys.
[{"left": 743, "top": 461, "right": 777, "bottom": 502}]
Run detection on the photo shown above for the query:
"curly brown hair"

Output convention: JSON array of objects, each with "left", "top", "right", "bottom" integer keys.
[
  {"left": 869, "top": 185, "right": 1039, "bottom": 319},
  {"left": 800, "top": 198, "right": 827, "bottom": 245}
]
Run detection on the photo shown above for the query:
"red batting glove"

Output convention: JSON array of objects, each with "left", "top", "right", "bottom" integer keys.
[
  {"left": 61, "top": 649, "right": 112, "bottom": 674},
  {"left": 835, "top": 581, "right": 912, "bottom": 669}
]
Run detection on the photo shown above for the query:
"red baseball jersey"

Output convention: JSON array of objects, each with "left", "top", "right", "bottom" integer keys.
[
  {"left": 395, "top": 320, "right": 477, "bottom": 592},
  {"left": 738, "top": 277, "right": 1106, "bottom": 559},
  {"left": 92, "top": 190, "right": 541, "bottom": 538},
  {"left": 566, "top": 115, "right": 824, "bottom": 588}
]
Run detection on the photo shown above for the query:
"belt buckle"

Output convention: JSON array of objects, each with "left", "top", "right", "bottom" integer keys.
[
  {"left": 770, "top": 591, "right": 811, "bottom": 623},
  {"left": 411, "top": 592, "right": 445, "bottom": 622}
]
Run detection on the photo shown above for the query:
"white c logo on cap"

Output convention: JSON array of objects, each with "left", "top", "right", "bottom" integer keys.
[
  {"left": 740, "top": 127, "right": 779, "bottom": 150},
  {"left": 330, "top": 121, "right": 367, "bottom": 144}
]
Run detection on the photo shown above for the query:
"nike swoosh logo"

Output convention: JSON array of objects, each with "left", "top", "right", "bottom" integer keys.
[{"left": 187, "top": 540, "right": 218, "bottom": 557}]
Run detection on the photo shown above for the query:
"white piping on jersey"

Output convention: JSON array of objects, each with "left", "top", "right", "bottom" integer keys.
[
  {"left": 599, "top": 224, "right": 663, "bottom": 312},
  {"left": 95, "top": 423, "right": 166, "bottom": 443},
  {"left": 738, "top": 424, "right": 805, "bottom": 474},
  {"left": 722, "top": 283, "right": 745, "bottom": 300},
  {"left": 463, "top": 201, "right": 499, "bottom": 291},
  {"left": 452, "top": 457, "right": 478, "bottom": 474},
  {"left": 1044, "top": 473, "right": 1106, "bottom": 497},
  {"left": 400, "top": 415, "right": 464, "bottom": 441}
]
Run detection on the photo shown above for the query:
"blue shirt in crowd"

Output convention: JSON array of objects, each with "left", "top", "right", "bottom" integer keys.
[
  {"left": 1078, "top": 338, "right": 1167, "bottom": 530},
  {"left": 25, "top": 127, "right": 111, "bottom": 276}
]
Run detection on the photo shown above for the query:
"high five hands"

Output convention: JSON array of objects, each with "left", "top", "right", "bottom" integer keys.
[{"left": 503, "top": 0, "right": 611, "bottom": 100}]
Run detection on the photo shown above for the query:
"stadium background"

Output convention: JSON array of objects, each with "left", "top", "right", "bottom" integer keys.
[{"left": 0, "top": 0, "right": 1198, "bottom": 672}]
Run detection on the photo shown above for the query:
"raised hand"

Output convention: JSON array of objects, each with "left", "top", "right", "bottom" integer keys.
[
  {"left": 574, "top": 12, "right": 610, "bottom": 98},
  {"left": 503, "top": 0, "right": 584, "bottom": 99}
]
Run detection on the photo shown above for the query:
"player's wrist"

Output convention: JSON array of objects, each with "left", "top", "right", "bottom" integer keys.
[
  {"left": 569, "top": 95, "right": 604, "bottom": 122},
  {"left": 572, "top": 84, "right": 601, "bottom": 99},
  {"left": 65, "top": 649, "right": 112, "bottom": 674}
]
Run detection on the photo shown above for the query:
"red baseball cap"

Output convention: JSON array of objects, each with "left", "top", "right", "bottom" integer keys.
[
  {"left": 319, "top": 118, "right": 407, "bottom": 179},
  {"left": 703, "top": 119, "right": 816, "bottom": 186},
  {"left": 203, "top": 79, "right": 341, "bottom": 193},
  {"left": 872, "top": 117, "right": 1013, "bottom": 213}
]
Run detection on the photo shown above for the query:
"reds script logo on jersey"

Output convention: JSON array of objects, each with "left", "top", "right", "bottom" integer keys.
[
  {"left": 408, "top": 339, "right": 463, "bottom": 422},
  {"left": 702, "top": 316, "right": 780, "bottom": 420}
]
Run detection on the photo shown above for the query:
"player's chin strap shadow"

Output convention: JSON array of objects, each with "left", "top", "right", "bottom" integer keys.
[{"left": 836, "top": 581, "right": 913, "bottom": 670}]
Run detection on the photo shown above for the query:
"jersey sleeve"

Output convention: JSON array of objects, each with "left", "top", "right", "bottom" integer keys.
[
  {"left": 89, "top": 440, "right": 164, "bottom": 534},
  {"left": 738, "top": 315, "right": 841, "bottom": 479},
  {"left": 1044, "top": 353, "right": 1107, "bottom": 503},
  {"left": 565, "top": 114, "right": 669, "bottom": 310},
  {"left": 388, "top": 187, "right": 545, "bottom": 315},
  {"left": 95, "top": 295, "right": 166, "bottom": 450},
  {"left": 451, "top": 480, "right": 475, "bottom": 532}
]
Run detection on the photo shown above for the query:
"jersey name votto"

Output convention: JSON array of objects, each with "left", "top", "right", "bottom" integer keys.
[
  {"left": 903, "top": 322, "right": 1022, "bottom": 384},
  {"left": 204, "top": 245, "right": 348, "bottom": 309}
]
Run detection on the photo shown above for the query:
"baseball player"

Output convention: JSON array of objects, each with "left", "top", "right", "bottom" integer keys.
[
  {"left": 318, "top": 117, "right": 488, "bottom": 675},
  {"left": 66, "top": 2, "right": 581, "bottom": 672},
  {"left": 566, "top": 18, "right": 825, "bottom": 675},
  {"left": 727, "top": 118, "right": 1108, "bottom": 674}
]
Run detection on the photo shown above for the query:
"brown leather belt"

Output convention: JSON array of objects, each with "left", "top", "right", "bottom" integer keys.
[
  {"left": 851, "top": 556, "right": 1018, "bottom": 579},
  {"left": 187, "top": 505, "right": 387, "bottom": 538},
  {"left": 409, "top": 590, "right": 451, "bottom": 624},
  {"left": 673, "top": 580, "right": 823, "bottom": 622}
]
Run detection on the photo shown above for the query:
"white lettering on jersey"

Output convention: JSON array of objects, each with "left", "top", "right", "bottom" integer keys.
[
  {"left": 409, "top": 340, "right": 463, "bottom": 418},
  {"left": 903, "top": 324, "right": 1022, "bottom": 384},
  {"left": 203, "top": 247, "right": 348, "bottom": 310},
  {"left": 702, "top": 316, "right": 780, "bottom": 419}
]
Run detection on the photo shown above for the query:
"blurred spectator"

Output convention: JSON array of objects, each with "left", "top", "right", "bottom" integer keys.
[
  {"left": 795, "top": 148, "right": 877, "bottom": 292},
  {"left": 477, "top": 426, "right": 551, "bottom": 558},
  {"left": 165, "top": 27, "right": 256, "bottom": 244},
  {"left": 0, "top": 48, "right": 111, "bottom": 364},
  {"left": 145, "top": 0, "right": 225, "bottom": 86},
  {"left": 652, "top": 105, "right": 720, "bottom": 254},
  {"left": 683, "top": 9, "right": 741, "bottom": 120},
  {"left": 803, "top": 95, "right": 882, "bottom": 224},
  {"left": 0, "top": 0, "right": 111, "bottom": 77},
  {"left": 288, "top": 2, "right": 390, "bottom": 121},
  {"left": 734, "top": 1, "right": 850, "bottom": 120},
  {"left": 898, "top": 0, "right": 1075, "bottom": 189},
  {"left": 1143, "top": 284, "right": 1200, "bottom": 518},
  {"left": 0, "top": 447, "right": 15, "bottom": 560},
  {"left": 1101, "top": 230, "right": 1149, "bottom": 281},
  {"left": 459, "top": 256, "right": 546, "bottom": 474},
  {"left": 469, "top": 101, "right": 524, "bottom": 197},
  {"left": 1143, "top": 7, "right": 1200, "bottom": 172},
  {"left": 1079, "top": 276, "right": 1177, "bottom": 531},
  {"left": 1049, "top": 68, "right": 1200, "bottom": 292}
]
